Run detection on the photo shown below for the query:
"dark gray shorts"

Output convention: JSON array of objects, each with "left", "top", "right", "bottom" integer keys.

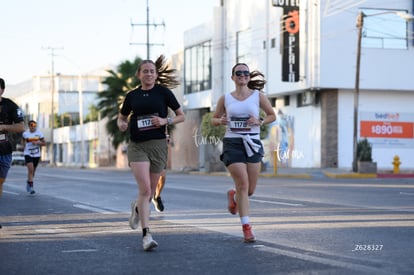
[
  {"left": 220, "top": 137, "right": 264, "bottom": 166},
  {"left": 127, "top": 139, "right": 168, "bottom": 173}
]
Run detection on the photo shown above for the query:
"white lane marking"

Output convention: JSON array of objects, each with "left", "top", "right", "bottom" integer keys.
[
  {"left": 62, "top": 249, "right": 98, "bottom": 253},
  {"left": 35, "top": 229, "right": 65, "bottom": 233},
  {"left": 73, "top": 204, "right": 117, "bottom": 214},
  {"left": 255, "top": 245, "right": 390, "bottom": 275},
  {"left": 3, "top": 190, "right": 19, "bottom": 195},
  {"left": 250, "top": 199, "right": 303, "bottom": 207}
]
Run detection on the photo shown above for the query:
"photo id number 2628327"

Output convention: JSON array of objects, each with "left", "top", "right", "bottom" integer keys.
[{"left": 352, "top": 244, "right": 383, "bottom": 252}]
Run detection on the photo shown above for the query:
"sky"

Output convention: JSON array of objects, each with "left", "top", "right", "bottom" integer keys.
[{"left": 1, "top": 0, "right": 219, "bottom": 85}]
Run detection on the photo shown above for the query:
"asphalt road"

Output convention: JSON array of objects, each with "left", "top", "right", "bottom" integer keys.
[{"left": 1, "top": 166, "right": 413, "bottom": 275}]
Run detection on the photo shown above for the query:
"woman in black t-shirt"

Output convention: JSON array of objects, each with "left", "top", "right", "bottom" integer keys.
[
  {"left": 0, "top": 77, "right": 25, "bottom": 229},
  {"left": 117, "top": 56, "right": 184, "bottom": 251}
]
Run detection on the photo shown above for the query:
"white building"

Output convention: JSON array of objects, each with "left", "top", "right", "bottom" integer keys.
[
  {"left": 10, "top": 73, "right": 115, "bottom": 167},
  {"left": 169, "top": 0, "right": 414, "bottom": 171}
]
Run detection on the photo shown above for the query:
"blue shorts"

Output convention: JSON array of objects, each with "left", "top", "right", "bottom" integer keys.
[
  {"left": 0, "top": 154, "right": 12, "bottom": 179},
  {"left": 220, "top": 137, "right": 264, "bottom": 166}
]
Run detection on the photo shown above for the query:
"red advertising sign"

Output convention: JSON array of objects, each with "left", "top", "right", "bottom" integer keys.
[{"left": 360, "top": 121, "right": 414, "bottom": 139}]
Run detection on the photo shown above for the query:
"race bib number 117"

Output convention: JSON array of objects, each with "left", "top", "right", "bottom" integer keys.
[{"left": 137, "top": 115, "right": 157, "bottom": 131}]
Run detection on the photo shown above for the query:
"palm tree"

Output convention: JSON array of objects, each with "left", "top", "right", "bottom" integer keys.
[{"left": 96, "top": 57, "right": 142, "bottom": 149}]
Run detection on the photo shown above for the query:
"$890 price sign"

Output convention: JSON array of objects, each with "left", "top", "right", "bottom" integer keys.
[{"left": 360, "top": 121, "right": 413, "bottom": 139}]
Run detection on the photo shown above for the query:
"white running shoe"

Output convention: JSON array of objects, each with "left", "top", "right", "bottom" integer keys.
[
  {"left": 143, "top": 233, "right": 158, "bottom": 251},
  {"left": 129, "top": 201, "right": 139, "bottom": 230}
]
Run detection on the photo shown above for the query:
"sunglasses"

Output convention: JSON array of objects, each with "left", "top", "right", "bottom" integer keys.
[{"left": 234, "top": 70, "right": 250, "bottom": 77}]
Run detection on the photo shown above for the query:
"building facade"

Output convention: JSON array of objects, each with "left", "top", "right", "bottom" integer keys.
[
  {"left": 8, "top": 0, "right": 414, "bottom": 171},
  {"left": 10, "top": 73, "right": 115, "bottom": 167},
  {"left": 168, "top": 0, "right": 414, "bottom": 171}
]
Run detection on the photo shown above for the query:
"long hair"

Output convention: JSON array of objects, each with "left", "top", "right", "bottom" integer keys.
[
  {"left": 0, "top": 78, "right": 5, "bottom": 90},
  {"left": 137, "top": 55, "right": 180, "bottom": 89},
  {"left": 231, "top": 63, "right": 266, "bottom": 91}
]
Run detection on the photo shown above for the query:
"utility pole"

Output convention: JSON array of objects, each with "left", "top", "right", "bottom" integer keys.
[
  {"left": 42, "top": 46, "right": 63, "bottom": 166},
  {"left": 352, "top": 12, "right": 363, "bottom": 172},
  {"left": 130, "top": 0, "right": 165, "bottom": 59},
  {"left": 78, "top": 74, "right": 85, "bottom": 168}
]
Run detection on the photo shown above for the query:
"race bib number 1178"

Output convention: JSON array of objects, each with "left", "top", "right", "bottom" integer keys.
[{"left": 229, "top": 116, "right": 251, "bottom": 132}]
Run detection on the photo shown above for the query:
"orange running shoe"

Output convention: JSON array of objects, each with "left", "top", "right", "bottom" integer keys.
[
  {"left": 227, "top": 189, "right": 237, "bottom": 215},
  {"left": 242, "top": 224, "right": 256, "bottom": 243}
]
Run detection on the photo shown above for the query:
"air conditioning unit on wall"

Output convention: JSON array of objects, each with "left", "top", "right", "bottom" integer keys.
[{"left": 297, "top": 91, "right": 315, "bottom": 107}]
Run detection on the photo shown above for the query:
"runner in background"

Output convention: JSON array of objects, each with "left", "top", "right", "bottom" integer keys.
[{"left": 22, "top": 120, "right": 46, "bottom": 194}]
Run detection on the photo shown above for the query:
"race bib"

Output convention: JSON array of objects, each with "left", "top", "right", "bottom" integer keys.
[
  {"left": 137, "top": 115, "right": 158, "bottom": 131},
  {"left": 229, "top": 116, "right": 251, "bottom": 132},
  {"left": 29, "top": 147, "right": 40, "bottom": 155}
]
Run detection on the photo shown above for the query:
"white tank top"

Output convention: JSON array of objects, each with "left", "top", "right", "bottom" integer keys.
[{"left": 224, "top": 90, "right": 260, "bottom": 138}]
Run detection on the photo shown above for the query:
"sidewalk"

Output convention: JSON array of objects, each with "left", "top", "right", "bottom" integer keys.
[
  {"left": 58, "top": 164, "right": 414, "bottom": 179},
  {"left": 268, "top": 167, "right": 414, "bottom": 179},
  {"left": 191, "top": 167, "right": 414, "bottom": 179}
]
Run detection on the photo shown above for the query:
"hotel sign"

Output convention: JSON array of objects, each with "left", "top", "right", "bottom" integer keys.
[{"left": 272, "top": 0, "right": 300, "bottom": 82}]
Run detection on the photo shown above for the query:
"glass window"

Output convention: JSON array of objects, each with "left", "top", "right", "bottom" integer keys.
[
  {"left": 184, "top": 41, "right": 212, "bottom": 94},
  {"left": 236, "top": 29, "right": 252, "bottom": 63},
  {"left": 361, "top": 9, "right": 410, "bottom": 49}
]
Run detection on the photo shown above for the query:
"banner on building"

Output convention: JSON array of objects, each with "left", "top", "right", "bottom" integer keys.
[{"left": 360, "top": 112, "right": 414, "bottom": 148}]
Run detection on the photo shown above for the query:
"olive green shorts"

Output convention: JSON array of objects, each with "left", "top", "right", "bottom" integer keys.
[{"left": 127, "top": 139, "right": 168, "bottom": 173}]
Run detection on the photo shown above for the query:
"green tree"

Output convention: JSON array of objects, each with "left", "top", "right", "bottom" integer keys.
[
  {"left": 200, "top": 112, "right": 226, "bottom": 140},
  {"left": 84, "top": 104, "right": 100, "bottom": 123},
  {"left": 357, "top": 138, "right": 373, "bottom": 161},
  {"left": 51, "top": 113, "right": 60, "bottom": 128},
  {"left": 96, "top": 57, "right": 142, "bottom": 149}
]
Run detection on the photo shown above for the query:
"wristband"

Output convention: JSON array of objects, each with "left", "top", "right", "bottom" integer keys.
[{"left": 260, "top": 118, "right": 264, "bottom": 126}]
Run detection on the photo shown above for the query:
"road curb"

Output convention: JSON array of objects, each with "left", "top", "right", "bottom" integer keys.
[
  {"left": 260, "top": 173, "right": 312, "bottom": 179},
  {"left": 181, "top": 170, "right": 414, "bottom": 179},
  {"left": 323, "top": 172, "right": 377, "bottom": 179},
  {"left": 188, "top": 171, "right": 312, "bottom": 179},
  {"left": 324, "top": 172, "right": 414, "bottom": 179}
]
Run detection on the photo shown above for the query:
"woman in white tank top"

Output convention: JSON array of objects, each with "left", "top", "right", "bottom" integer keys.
[{"left": 211, "top": 63, "right": 276, "bottom": 242}]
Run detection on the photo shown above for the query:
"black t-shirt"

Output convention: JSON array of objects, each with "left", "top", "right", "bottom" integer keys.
[
  {"left": 120, "top": 84, "right": 181, "bottom": 143},
  {"left": 0, "top": 97, "right": 25, "bottom": 155}
]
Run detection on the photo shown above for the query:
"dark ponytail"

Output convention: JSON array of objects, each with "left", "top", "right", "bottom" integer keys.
[
  {"left": 137, "top": 55, "right": 180, "bottom": 89},
  {"left": 247, "top": 70, "right": 266, "bottom": 91}
]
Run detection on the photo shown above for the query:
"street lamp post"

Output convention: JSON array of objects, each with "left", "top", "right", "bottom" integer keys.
[{"left": 352, "top": 11, "right": 414, "bottom": 172}]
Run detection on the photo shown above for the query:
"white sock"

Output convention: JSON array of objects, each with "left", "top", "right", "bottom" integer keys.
[{"left": 240, "top": 216, "right": 249, "bottom": 225}]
